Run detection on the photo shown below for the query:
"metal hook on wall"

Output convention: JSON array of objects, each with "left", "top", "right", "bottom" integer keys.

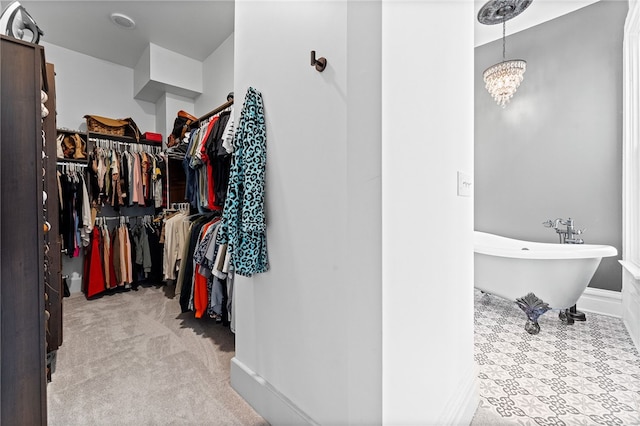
[{"left": 310, "top": 50, "right": 327, "bottom": 72}]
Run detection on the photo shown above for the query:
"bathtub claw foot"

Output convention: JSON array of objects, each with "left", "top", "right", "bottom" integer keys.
[
  {"left": 559, "top": 309, "right": 575, "bottom": 325},
  {"left": 516, "top": 293, "right": 551, "bottom": 335}
]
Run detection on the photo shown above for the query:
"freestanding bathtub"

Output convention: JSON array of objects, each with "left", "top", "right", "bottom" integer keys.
[{"left": 474, "top": 231, "right": 618, "bottom": 334}]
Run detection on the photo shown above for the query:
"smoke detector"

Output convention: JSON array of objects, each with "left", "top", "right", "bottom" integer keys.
[{"left": 109, "top": 13, "right": 135, "bottom": 29}]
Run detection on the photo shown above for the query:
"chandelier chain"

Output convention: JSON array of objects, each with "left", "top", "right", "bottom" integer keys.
[{"left": 502, "top": 19, "right": 506, "bottom": 61}]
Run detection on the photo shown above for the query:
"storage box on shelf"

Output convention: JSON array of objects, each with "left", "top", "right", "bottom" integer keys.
[{"left": 143, "top": 132, "right": 162, "bottom": 142}]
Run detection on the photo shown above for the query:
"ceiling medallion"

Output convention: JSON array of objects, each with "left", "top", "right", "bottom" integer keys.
[{"left": 477, "top": 0, "right": 533, "bottom": 25}]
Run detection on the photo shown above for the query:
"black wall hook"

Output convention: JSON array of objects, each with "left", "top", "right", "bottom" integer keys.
[{"left": 310, "top": 51, "right": 327, "bottom": 72}]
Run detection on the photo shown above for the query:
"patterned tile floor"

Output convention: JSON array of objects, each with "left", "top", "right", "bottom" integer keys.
[{"left": 475, "top": 290, "right": 640, "bottom": 425}]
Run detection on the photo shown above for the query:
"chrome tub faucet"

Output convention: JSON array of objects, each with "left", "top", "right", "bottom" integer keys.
[{"left": 543, "top": 217, "right": 584, "bottom": 244}]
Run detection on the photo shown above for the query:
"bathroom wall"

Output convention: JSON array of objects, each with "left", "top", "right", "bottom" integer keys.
[
  {"left": 233, "top": 0, "right": 476, "bottom": 424},
  {"left": 475, "top": 0, "right": 628, "bottom": 292}
]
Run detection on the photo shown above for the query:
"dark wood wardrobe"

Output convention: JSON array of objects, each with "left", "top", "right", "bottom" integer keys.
[{"left": 0, "top": 35, "right": 61, "bottom": 425}]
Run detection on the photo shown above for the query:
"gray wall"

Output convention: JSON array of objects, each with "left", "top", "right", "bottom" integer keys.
[{"left": 475, "top": 0, "right": 628, "bottom": 292}]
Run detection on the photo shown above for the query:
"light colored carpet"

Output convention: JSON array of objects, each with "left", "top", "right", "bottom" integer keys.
[
  {"left": 55, "top": 284, "right": 595, "bottom": 425},
  {"left": 47, "top": 284, "right": 268, "bottom": 426}
]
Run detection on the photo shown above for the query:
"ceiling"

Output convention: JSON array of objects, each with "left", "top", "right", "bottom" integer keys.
[
  {"left": 474, "top": 0, "right": 601, "bottom": 47},
  {"left": 5, "top": 1, "right": 235, "bottom": 68},
  {"left": 1, "top": 1, "right": 604, "bottom": 68}
]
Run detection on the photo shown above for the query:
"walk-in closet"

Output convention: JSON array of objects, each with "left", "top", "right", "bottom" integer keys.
[{"left": 0, "top": 1, "right": 269, "bottom": 424}]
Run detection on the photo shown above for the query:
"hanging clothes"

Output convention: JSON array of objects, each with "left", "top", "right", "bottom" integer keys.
[
  {"left": 191, "top": 220, "right": 218, "bottom": 318},
  {"left": 183, "top": 130, "right": 200, "bottom": 210},
  {"left": 83, "top": 226, "right": 105, "bottom": 298},
  {"left": 204, "top": 109, "right": 232, "bottom": 209},
  {"left": 162, "top": 210, "right": 190, "bottom": 281},
  {"left": 146, "top": 219, "right": 164, "bottom": 283},
  {"left": 169, "top": 212, "right": 233, "bottom": 324},
  {"left": 58, "top": 165, "right": 91, "bottom": 257},
  {"left": 221, "top": 106, "right": 235, "bottom": 154},
  {"left": 217, "top": 87, "right": 269, "bottom": 276},
  {"left": 180, "top": 106, "right": 234, "bottom": 214},
  {"left": 82, "top": 214, "right": 163, "bottom": 299},
  {"left": 101, "top": 220, "right": 117, "bottom": 289},
  {"left": 183, "top": 118, "right": 220, "bottom": 213},
  {"left": 86, "top": 140, "right": 163, "bottom": 209},
  {"left": 131, "top": 221, "right": 152, "bottom": 281},
  {"left": 177, "top": 215, "right": 212, "bottom": 312},
  {"left": 152, "top": 154, "right": 165, "bottom": 209}
]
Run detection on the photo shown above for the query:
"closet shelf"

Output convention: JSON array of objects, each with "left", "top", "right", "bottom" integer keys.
[
  {"left": 57, "top": 127, "right": 84, "bottom": 134},
  {"left": 88, "top": 131, "right": 160, "bottom": 146}
]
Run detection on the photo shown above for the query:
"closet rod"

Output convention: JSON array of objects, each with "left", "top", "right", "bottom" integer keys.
[
  {"left": 91, "top": 138, "right": 161, "bottom": 152},
  {"left": 89, "top": 136, "right": 161, "bottom": 149},
  {"left": 90, "top": 138, "right": 154, "bottom": 147},
  {"left": 191, "top": 99, "right": 234, "bottom": 128},
  {"left": 98, "top": 215, "right": 155, "bottom": 220},
  {"left": 56, "top": 161, "right": 88, "bottom": 167}
]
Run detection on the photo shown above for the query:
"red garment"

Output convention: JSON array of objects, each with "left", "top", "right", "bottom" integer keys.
[
  {"left": 193, "top": 264, "right": 208, "bottom": 318},
  {"left": 193, "top": 222, "right": 214, "bottom": 318},
  {"left": 84, "top": 227, "right": 106, "bottom": 298}
]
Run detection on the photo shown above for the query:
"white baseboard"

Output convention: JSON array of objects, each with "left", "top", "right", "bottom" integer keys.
[
  {"left": 232, "top": 356, "right": 478, "bottom": 426},
  {"left": 623, "top": 316, "right": 640, "bottom": 353},
  {"left": 230, "top": 357, "right": 317, "bottom": 426},
  {"left": 439, "top": 364, "right": 479, "bottom": 425},
  {"left": 576, "top": 287, "right": 622, "bottom": 318},
  {"left": 620, "top": 262, "right": 640, "bottom": 353}
]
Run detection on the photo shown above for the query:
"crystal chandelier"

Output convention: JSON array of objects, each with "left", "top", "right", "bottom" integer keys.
[
  {"left": 478, "top": 0, "right": 532, "bottom": 108},
  {"left": 483, "top": 20, "right": 526, "bottom": 107}
]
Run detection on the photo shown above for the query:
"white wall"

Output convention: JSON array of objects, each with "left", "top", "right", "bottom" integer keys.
[
  {"left": 41, "top": 42, "right": 156, "bottom": 132},
  {"left": 149, "top": 43, "right": 203, "bottom": 95},
  {"left": 345, "top": 2, "right": 383, "bottom": 422},
  {"left": 233, "top": 1, "right": 354, "bottom": 423},
  {"left": 195, "top": 33, "right": 234, "bottom": 117},
  {"left": 382, "top": 1, "right": 477, "bottom": 424},
  {"left": 233, "top": 1, "right": 476, "bottom": 424}
]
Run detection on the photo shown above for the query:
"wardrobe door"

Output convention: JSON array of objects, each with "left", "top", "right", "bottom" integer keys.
[{"left": 0, "top": 35, "right": 48, "bottom": 425}]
